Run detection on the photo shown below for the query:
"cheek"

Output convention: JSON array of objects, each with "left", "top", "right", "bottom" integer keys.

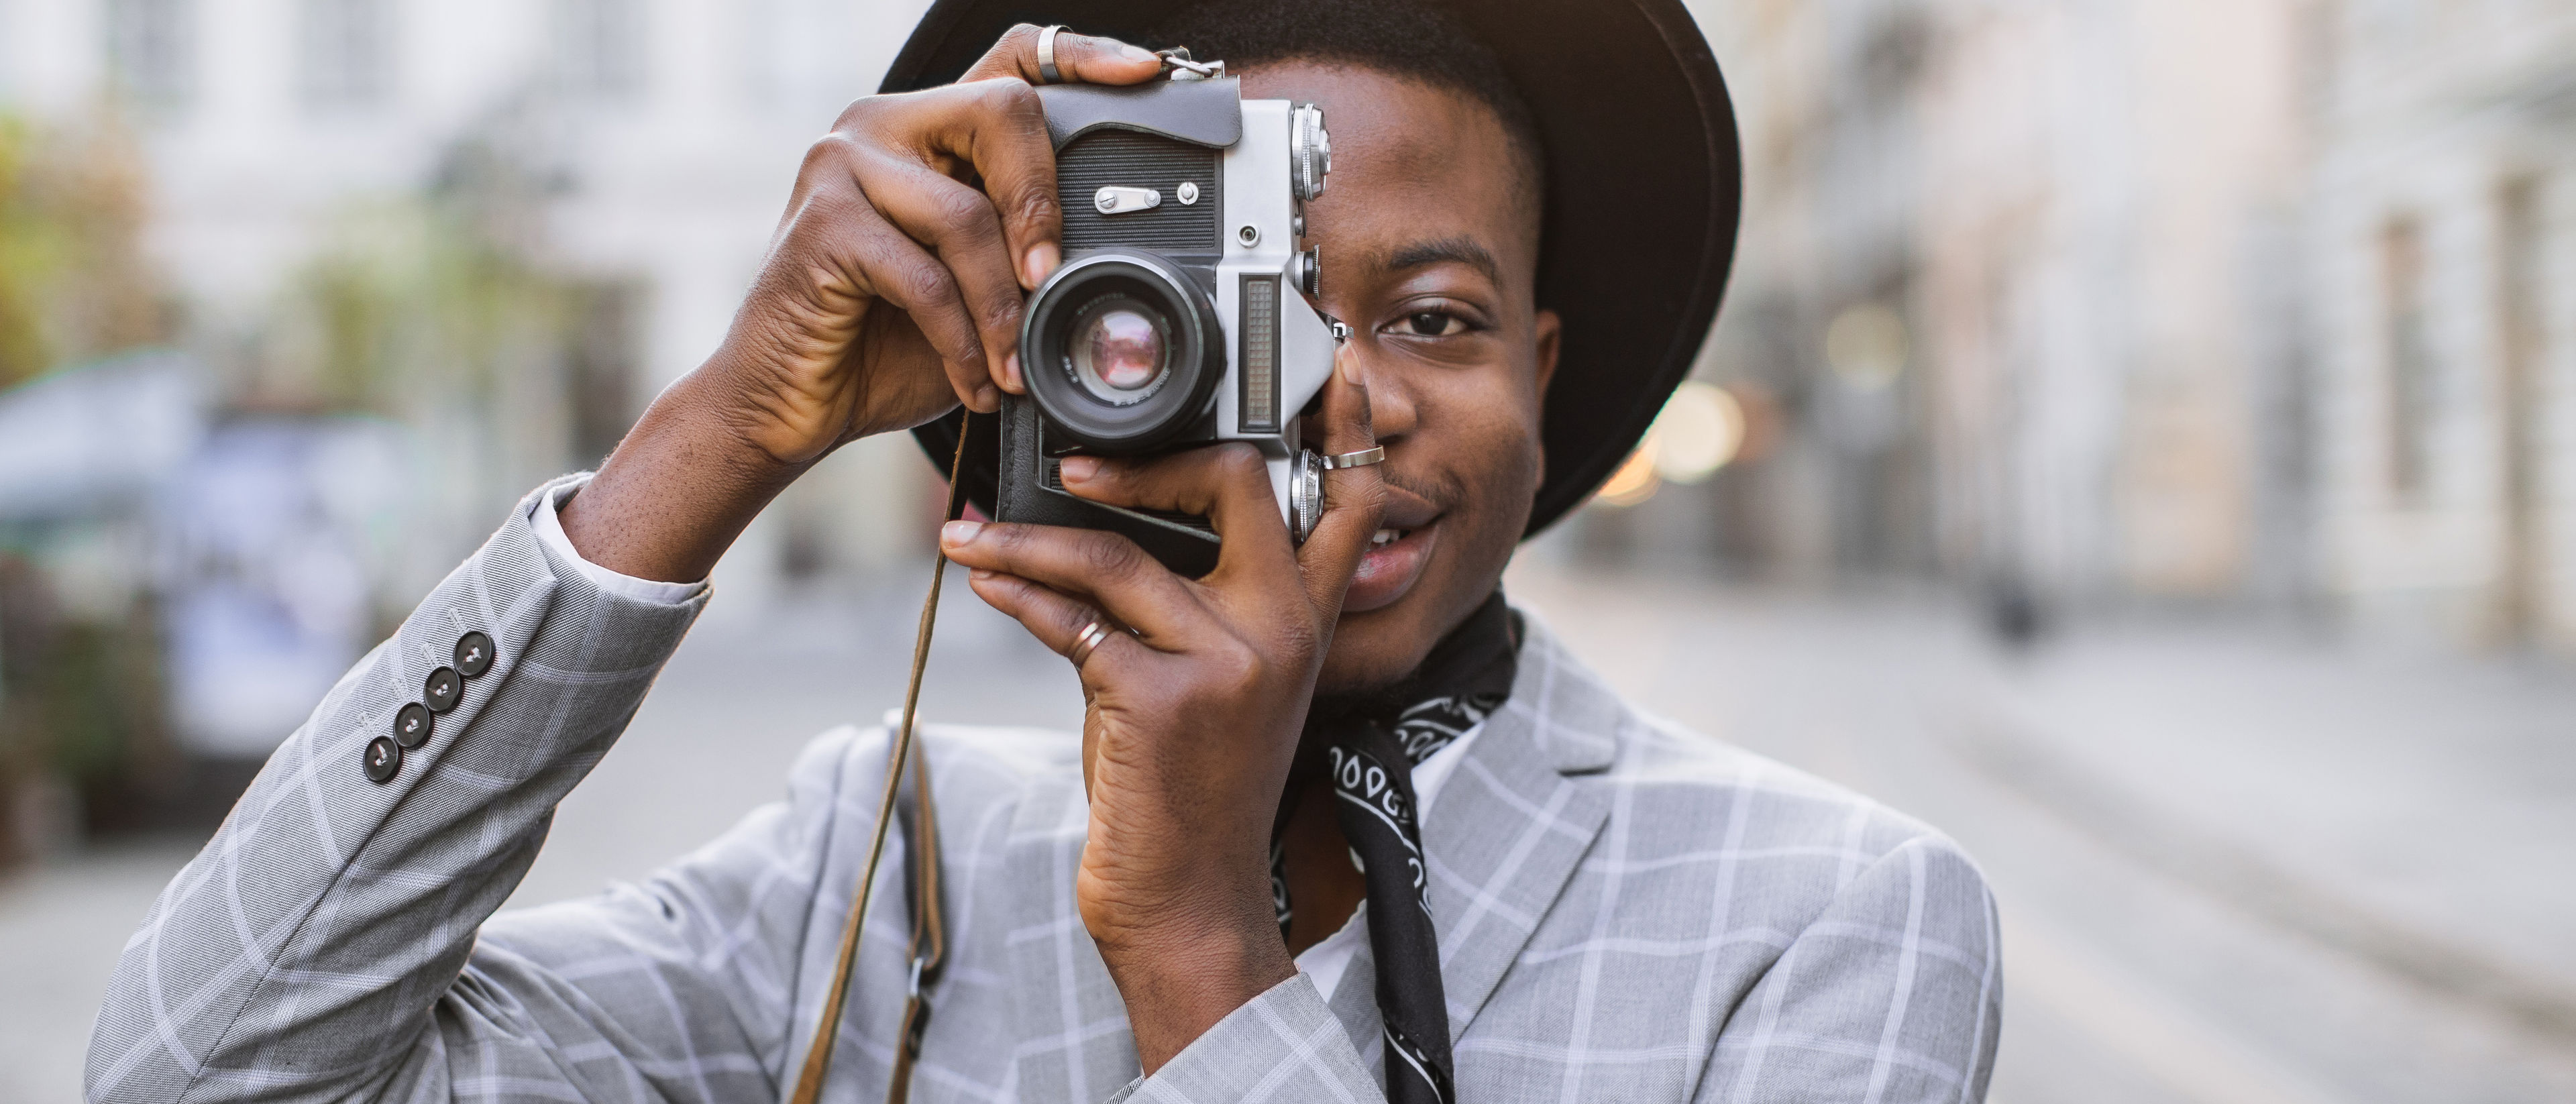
[
  {"left": 1460, "top": 386, "right": 1545, "bottom": 496},
  {"left": 1434, "top": 402, "right": 1544, "bottom": 541}
]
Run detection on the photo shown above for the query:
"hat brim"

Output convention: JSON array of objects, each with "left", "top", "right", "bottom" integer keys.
[{"left": 892, "top": 0, "right": 1739, "bottom": 537}]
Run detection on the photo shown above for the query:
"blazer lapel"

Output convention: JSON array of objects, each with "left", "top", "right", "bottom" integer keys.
[{"left": 1420, "top": 617, "right": 1618, "bottom": 1042}]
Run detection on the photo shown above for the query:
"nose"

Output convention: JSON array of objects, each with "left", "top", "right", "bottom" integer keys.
[{"left": 1339, "top": 339, "right": 1418, "bottom": 445}]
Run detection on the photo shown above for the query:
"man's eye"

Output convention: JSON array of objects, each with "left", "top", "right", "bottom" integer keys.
[{"left": 1403, "top": 311, "right": 1465, "bottom": 337}]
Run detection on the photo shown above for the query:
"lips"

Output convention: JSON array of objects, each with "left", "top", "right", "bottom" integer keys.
[{"left": 1344, "top": 486, "right": 1442, "bottom": 613}]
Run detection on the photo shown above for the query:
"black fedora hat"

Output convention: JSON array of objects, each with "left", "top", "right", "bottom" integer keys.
[{"left": 896, "top": 0, "right": 1739, "bottom": 537}]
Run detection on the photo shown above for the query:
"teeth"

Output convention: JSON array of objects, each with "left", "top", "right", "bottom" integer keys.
[{"left": 1371, "top": 528, "right": 1405, "bottom": 547}]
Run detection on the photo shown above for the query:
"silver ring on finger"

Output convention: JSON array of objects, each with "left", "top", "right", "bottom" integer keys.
[
  {"left": 1322, "top": 445, "right": 1385, "bottom": 470},
  {"left": 1068, "top": 618, "right": 1113, "bottom": 668},
  {"left": 1036, "top": 25, "right": 1067, "bottom": 85}
]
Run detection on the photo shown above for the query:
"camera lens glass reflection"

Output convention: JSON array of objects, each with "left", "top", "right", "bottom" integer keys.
[{"left": 1068, "top": 296, "right": 1169, "bottom": 404}]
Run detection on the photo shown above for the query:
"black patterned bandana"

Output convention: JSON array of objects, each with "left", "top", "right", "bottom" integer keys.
[{"left": 1272, "top": 592, "right": 1517, "bottom": 1104}]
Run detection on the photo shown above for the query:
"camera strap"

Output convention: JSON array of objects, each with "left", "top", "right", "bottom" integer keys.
[{"left": 788, "top": 425, "right": 971, "bottom": 1104}]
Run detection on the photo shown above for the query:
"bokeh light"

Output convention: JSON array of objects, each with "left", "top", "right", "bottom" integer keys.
[
  {"left": 1652, "top": 382, "right": 1745, "bottom": 484},
  {"left": 1596, "top": 437, "right": 1662, "bottom": 507},
  {"left": 1823, "top": 303, "right": 1907, "bottom": 391}
]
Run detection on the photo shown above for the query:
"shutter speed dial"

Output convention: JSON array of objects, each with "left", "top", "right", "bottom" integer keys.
[{"left": 1291, "top": 103, "right": 1331, "bottom": 202}]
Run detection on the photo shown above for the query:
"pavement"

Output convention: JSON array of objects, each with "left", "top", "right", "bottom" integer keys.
[{"left": 3, "top": 559, "right": 2571, "bottom": 1103}]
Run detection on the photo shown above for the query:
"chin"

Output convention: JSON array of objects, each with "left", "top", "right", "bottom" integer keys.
[
  {"left": 1320, "top": 567, "right": 1480, "bottom": 694},
  {"left": 1321, "top": 482, "right": 1535, "bottom": 694}
]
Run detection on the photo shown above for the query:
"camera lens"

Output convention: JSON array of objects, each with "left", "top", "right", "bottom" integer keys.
[
  {"left": 1019, "top": 248, "right": 1226, "bottom": 453},
  {"left": 1069, "top": 299, "right": 1169, "bottom": 402}
]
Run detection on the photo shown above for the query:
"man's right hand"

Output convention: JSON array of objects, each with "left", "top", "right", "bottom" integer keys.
[{"left": 559, "top": 26, "right": 1163, "bottom": 584}]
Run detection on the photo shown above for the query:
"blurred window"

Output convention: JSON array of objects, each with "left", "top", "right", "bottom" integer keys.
[
  {"left": 551, "top": 0, "right": 646, "bottom": 102},
  {"left": 2495, "top": 175, "right": 2546, "bottom": 640},
  {"left": 299, "top": 0, "right": 394, "bottom": 109},
  {"left": 567, "top": 282, "right": 644, "bottom": 468},
  {"left": 105, "top": 0, "right": 195, "bottom": 114},
  {"left": 2381, "top": 217, "right": 2432, "bottom": 500}
]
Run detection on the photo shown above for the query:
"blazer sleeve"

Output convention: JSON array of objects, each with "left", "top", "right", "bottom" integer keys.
[
  {"left": 1697, "top": 833, "right": 2004, "bottom": 1104},
  {"left": 1103, "top": 974, "right": 1385, "bottom": 1104},
  {"left": 85, "top": 474, "right": 726, "bottom": 1103}
]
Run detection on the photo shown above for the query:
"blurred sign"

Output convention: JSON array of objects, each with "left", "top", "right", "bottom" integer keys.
[
  {"left": 0, "top": 351, "right": 209, "bottom": 523},
  {"left": 154, "top": 419, "right": 411, "bottom": 757}
]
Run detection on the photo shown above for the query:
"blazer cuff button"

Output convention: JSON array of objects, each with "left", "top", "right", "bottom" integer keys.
[
  {"left": 454, "top": 631, "right": 494, "bottom": 678},
  {"left": 393, "top": 702, "right": 433, "bottom": 749},
  {"left": 425, "top": 667, "right": 462, "bottom": 714},
  {"left": 363, "top": 736, "right": 402, "bottom": 784}
]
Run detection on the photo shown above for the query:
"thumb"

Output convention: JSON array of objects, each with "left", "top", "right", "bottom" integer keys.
[{"left": 1295, "top": 350, "right": 1387, "bottom": 618}]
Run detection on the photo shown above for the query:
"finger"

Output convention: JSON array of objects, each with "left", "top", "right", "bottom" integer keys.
[
  {"left": 941, "top": 519, "right": 1210, "bottom": 645},
  {"left": 1294, "top": 351, "right": 1386, "bottom": 614},
  {"left": 851, "top": 148, "right": 1028, "bottom": 391},
  {"left": 964, "top": 569, "right": 1152, "bottom": 682},
  {"left": 955, "top": 30, "right": 1158, "bottom": 289},
  {"left": 1055, "top": 445, "right": 1297, "bottom": 582},
  {"left": 962, "top": 24, "right": 1165, "bottom": 87},
  {"left": 794, "top": 170, "right": 997, "bottom": 411}
]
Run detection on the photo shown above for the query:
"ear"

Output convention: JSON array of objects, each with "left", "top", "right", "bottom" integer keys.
[
  {"left": 1530, "top": 308, "right": 1564, "bottom": 487},
  {"left": 1532, "top": 308, "right": 1564, "bottom": 400}
]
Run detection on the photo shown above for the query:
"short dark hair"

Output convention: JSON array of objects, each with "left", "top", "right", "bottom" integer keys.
[{"left": 1148, "top": 0, "right": 1545, "bottom": 213}]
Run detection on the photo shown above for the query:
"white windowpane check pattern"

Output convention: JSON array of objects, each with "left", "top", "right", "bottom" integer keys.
[{"left": 89, "top": 473, "right": 2001, "bottom": 1103}]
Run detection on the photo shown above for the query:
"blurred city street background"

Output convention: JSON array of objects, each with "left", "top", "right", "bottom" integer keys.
[{"left": 1, "top": 0, "right": 2572, "bottom": 1101}]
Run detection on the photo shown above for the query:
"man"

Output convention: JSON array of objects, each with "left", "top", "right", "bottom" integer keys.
[{"left": 89, "top": 1, "right": 2002, "bottom": 1101}]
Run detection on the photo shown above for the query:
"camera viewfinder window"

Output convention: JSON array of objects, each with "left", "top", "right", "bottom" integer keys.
[{"left": 1239, "top": 274, "right": 1280, "bottom": 432}]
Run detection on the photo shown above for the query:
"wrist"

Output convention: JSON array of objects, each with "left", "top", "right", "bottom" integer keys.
[
  {"left": 559, "top": 373, "right": 807, "bottom": 584},
  {"left": 1091, "top": 899, "right": 1295, "bottom": 1072}
]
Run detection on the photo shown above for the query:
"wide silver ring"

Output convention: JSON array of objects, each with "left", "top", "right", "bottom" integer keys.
[
  {"left": 1321, "top": 445, "right": 1385, "bottom": 470},
  {"left": 1068, "top": 618, "right": 1112, "bottom": 667},
  {"left": 1036, "top": 25, "right": 1067, "bottom": 85}
]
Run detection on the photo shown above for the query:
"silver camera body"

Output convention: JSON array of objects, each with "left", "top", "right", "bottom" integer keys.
[{"left": 998, "top": 72, "right": 1339, "bottom": 577}]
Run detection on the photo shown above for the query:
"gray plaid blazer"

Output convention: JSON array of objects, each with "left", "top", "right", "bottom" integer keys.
[{"left": 89, "top": 476, "right": 2002, "bottom": 1103}]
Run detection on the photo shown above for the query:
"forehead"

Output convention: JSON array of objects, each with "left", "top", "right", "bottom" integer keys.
[{"left": 1237, "top": 62, "right": 1536, "bottom": 280}]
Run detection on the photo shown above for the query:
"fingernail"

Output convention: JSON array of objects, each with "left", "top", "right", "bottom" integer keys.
[
  {"left": 976, "top": 384, "right": 1000, "bottom": 410},
  {"left": 1002, "top": 352, "right": 1024, "bottom": 392},
  {"left": 1120, "top": 44, "right": 1157, "bottom": 63},
  {"left": 969, "top": 567, "right": 997, "bottom": 581},
  {"left": 1024, "top": 243, "right": 1060, "bottom": 288},
  {"left": 1338, "top": 354, "right": 1366, "bottom": 386},
  {"left": 1058, "top": 455, "right": 1100, "bottom": 481},
  {"left": 941, "top": 520, "right": 983, "bottom": 547}
]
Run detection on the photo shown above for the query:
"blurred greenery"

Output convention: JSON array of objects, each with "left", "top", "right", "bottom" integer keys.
[
  {"left": 0, "top": 107, "right": 618, "bottom": 859},
  {"left": 0, "top": 116, "right": 56, "bottom": 386},
  {"left": 0, "top": 557, "right": 171, "bottom": 861},
  {"left": 0, "top": 109, "right": 167, "bottom": 390},
  {"left": 260, "top": 124, "right": 590, "bottom": 417}
]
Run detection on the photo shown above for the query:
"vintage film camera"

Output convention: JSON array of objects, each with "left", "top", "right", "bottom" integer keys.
[{"left": 998, "top": 65, "right": 1340, "bottom": 577}]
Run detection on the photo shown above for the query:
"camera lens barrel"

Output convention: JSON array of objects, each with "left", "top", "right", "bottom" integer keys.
[{"left": 1020, "top": 248, "right": 1227, "bottom": 454}]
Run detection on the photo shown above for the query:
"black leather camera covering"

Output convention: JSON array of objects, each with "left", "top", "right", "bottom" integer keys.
[
  {"left": 994, "top": 396, "right": 1223, "bottom": 578},
  {"left": 1057, "top": 131, "right": 1222, "bottom": 253}
]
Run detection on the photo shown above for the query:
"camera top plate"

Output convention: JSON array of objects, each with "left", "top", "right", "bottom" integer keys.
[{"left": 1034, "top": 77, "right": 1244, "bottom": 152}]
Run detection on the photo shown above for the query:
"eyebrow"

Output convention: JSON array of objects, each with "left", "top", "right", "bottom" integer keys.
[{"left": 1380, "top": 236, "right": 1503, "bottom": 285}]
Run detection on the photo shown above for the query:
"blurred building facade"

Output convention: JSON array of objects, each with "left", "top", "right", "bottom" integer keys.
[
  {"left": 0, "top": 0, "right": 962, "bottom": 844},
  {"left": 0, "top": 0, "right": 946, "bottom": 614},
  {"left": 1644, "top": 0, "right": 2576, "bottom": 655},
  {"left": 2311, "top": 1, "right": 2576, "bottom": 650},
  {"left": 0, "top": 0, "right": 2567, "bottom": 655}
]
